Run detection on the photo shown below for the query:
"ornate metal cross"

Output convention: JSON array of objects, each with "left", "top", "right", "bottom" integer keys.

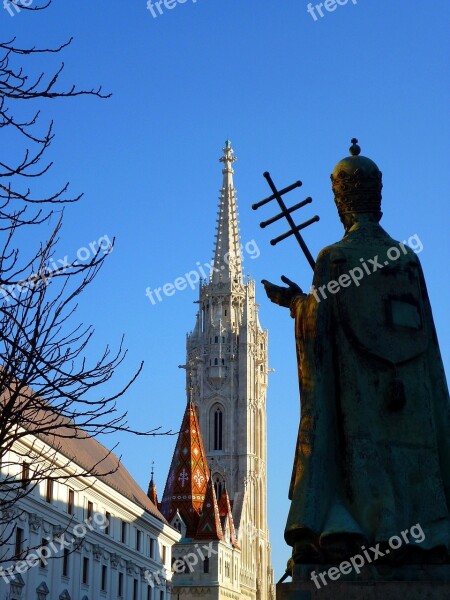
[{"left": 252, "top": 172, "right": 320, "bottom": 270}]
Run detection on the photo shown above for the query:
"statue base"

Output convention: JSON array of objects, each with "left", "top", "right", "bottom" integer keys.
[
  {"left": 276, "top": 580, "right": 450, "bottom": 600},
  {"left": 277, "top": 564, "right": 450, "bottom": 599}
]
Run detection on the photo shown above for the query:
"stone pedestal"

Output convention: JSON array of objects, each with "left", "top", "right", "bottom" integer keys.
[
  {"left": 277, "top": 580, "right": 450, "bottom": 600},
  {"left": 277, "top": 564, "right": 450, "bottom": 599}
]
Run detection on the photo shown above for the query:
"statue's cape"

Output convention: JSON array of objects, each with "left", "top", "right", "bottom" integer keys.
[
  {"left": 285, "top": 223, "right": 450, "bottom": 558},
  {"left": 333, "top": 249, "right": 429, "bottom": 365}
]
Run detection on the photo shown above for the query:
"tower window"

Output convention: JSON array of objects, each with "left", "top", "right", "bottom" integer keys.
[
  {"left": 173, "top": 518, "right": 182, "bottom": 533},
  {"left": 214, "top": 358, "right": 218, "bottom": 366},
  {"left": 214, "top": 408, "right": 223, "bottom": 451},
  {"left": 214, "top": 475, "right": 224, "bottom": 500},
  {"left": 215, "top": 336, "right": 219, "bottom": 343}
]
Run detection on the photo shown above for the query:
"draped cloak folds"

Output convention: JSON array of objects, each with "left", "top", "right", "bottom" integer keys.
[{"left": 286, "top": 221, "right": 450, "bottom": 562}]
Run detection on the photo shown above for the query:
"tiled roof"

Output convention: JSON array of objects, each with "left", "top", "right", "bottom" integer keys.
[
  {"left": 196, "top": 476, "right": 223, "bottom": 541},
  {"left": 41, "top": 426, "right": 168, "bottom": 523},
  {"left": 11, "top": 396, "right": 169, "bottom": 525},
  {"left": 159, "top": 400, "right": 210, "bottom": 537},
  {"left": 218, "top": 488, "right": 239, "bottom": 548}
]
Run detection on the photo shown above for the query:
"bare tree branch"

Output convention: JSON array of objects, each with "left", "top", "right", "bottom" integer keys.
[{"left": 0, "top": 4, "right": 173, "bottom": 564}]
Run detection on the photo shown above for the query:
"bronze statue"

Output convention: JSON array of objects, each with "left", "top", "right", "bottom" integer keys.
[{"left": 263, "top": 140, "right": 450, "bottom": 570}]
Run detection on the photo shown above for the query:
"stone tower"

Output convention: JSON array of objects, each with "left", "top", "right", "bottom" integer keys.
[{"left": 185, "top": 141, "right": 275, "bottom": 600}]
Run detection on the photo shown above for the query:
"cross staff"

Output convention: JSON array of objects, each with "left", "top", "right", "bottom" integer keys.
[{"left": 252, "top": 172, "right": 320, "bottom": 270}]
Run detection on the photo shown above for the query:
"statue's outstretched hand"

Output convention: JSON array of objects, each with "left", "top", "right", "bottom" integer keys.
[{"left": 261, "top": 275, "right": 303, "bottom": 308}]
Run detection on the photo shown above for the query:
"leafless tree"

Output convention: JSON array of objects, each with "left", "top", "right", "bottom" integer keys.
[{"left": 0, "top": 2, "right": 169, "bottom": 561}]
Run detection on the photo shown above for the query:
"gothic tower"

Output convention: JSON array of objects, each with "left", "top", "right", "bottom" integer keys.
[{"left": 185, "top": 142, "right": 274, "bottom": 600}]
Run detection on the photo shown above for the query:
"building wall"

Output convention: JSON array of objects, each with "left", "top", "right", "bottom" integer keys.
[
  {"left": 0, "top": 436, "right": 180, "bottom": 600},
  {"left": 172, "top": 540, "right": 241, "bottom": 600}
]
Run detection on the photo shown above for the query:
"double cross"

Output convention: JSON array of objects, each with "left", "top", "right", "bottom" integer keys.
[{"left": 252, "top": 172, "right": 320, "bottom": 270}]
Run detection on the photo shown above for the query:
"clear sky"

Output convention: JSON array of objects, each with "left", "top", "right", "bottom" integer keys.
[{"left": 3, "top": 0, "right": 449, "bottom": 580}]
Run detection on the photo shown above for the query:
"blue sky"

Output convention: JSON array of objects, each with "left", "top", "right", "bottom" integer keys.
[{"left": 3, "top": 0, "right": 449, "bottom": 579}]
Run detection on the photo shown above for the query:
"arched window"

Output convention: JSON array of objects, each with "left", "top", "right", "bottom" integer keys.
[
  {"left": 173, "top": 518, "right": 182, "bottom": 533},
  {"left": 214, "top": 358, "right": 218, "bottom": 366},
  {"left": 213, "top": 474, "right": 224, "bottom": 500},
  {"left": 214, "top": 408, "right": 223, "bottom": 451}
]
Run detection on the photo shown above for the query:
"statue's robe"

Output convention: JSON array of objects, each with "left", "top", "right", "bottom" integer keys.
[{"left": 287, "top": 220, "right": 450, "bottom": 563}]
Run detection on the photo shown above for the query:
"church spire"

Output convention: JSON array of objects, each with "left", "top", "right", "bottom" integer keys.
[
  {"left": 147, "top": 461, "right": 158, "bottom": 506},
  {"left": 212, "top": 141, "right": 243, "bottom": 284},
  {"left": 159, "top": 398, "right": 210, "bottom": 537}
]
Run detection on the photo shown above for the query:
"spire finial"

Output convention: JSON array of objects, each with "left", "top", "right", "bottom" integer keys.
[
  {"left": 220, "top": 140, "right": 237, "bottom": 172},
  {"left": 350, "top": 138, "right": 361, "bottom": 156},
  {"left": 151, "top": 460, "right": 155, "bottom": 481}
]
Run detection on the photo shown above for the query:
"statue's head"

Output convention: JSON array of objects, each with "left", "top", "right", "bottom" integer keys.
[{"left": 331, "top": 139, "right": 383, "bottom": 228}]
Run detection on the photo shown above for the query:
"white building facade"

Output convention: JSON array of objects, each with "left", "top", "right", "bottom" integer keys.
[{"left": 0, "top": 429, "right": 180, "bottom": 600}]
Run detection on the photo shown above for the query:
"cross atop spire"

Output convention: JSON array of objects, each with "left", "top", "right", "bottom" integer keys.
[{"left": 212, "top": 141, "right": 243, "bottom": 285}]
